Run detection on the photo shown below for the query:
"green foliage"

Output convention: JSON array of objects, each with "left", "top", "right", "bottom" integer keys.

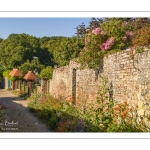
[
  {"left": 132, "top": 26, "right": 150, "bottom": 47},
  {"left": 39, "top": 66, "right": 53, "bottom": 80},
  {"left": 42, "top": 36, "right": 84, "bottom": 67},
  {"left": 19, "top": 59, "right": 44, "bottom": 75},
  {"left": 27, "top": 93, "right": 82, "bottom": 131},
  {"left": 13, "top": 89, "right": 27, "bottom": 98},
  {"left": 27, "top": 78, "right": 149, "bottom": 132},
  {"left": 136, "top": 47, "right": 144, "bottom": 53},
  {"left": 3, "top": 70, "right": 16, "bottom": 81},
  {"left": 77, "top": 18, "right": 134, "bottom": 69},
  {"left": 76, "top": 18, "right": 150, "bottom": 69},
  {"left": 101, "top": 18, "right": 133, "bottom": 49},
  {"left": 0, "top": 33, "right": 53, "bottom": 70},
  {"left": 0, "top": 67, "right": 4, "bottom": 78}
]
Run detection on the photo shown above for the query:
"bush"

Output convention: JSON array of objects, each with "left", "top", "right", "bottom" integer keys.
[{"left": 132, "top": 26, "right": 150, "bottom": 47}]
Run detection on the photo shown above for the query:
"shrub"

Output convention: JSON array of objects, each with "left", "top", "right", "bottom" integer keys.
[{"left": 132, "top": 26, "right": 150, "bottom": 47}]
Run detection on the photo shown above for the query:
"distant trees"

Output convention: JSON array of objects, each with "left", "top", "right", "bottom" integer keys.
[
  {"left": 41, "top": 36, "right": 84, "bottom": 67},
  {"left": 0, "top": 33, "right": 84, "bottom": 77},
  {"left": 0, "top": 33, "right": 54, "bottom": 69}
]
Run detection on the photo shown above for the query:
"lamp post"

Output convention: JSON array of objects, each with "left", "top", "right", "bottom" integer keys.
[{"left": 33, "top": 56, "right": 39, "bottom": 85}]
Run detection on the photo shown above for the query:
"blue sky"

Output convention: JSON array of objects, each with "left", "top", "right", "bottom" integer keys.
[{"left": 0, "top": 18, "right": 92, "bottom": 39}]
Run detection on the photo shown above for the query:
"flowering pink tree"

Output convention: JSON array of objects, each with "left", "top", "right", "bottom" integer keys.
[{"left": 78, "top": 18, "right": 134, "bottom": 69}]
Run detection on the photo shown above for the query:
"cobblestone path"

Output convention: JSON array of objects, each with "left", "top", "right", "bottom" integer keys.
[{"left": 0, "top": 89, "right": 50, "bottom": 132}]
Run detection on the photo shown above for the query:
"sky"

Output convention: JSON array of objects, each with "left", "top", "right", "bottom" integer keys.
[{"left": 0, "top": 18, "right": 92, "bottom": 39}]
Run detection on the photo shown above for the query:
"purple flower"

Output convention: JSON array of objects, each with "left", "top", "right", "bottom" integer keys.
[{"left": 126, "top": 31, "right": 133, "bottom": 38}]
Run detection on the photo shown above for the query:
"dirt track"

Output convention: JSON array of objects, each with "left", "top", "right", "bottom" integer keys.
[{"left": 0, "top": 89, "right": 50, "bottom": 132}]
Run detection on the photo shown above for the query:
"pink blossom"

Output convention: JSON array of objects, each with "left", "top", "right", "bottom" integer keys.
[
  {"left": 107, "top": 37, "right": 114, "bottom": 45},
  {"left": 100, "top": 37, "right": 114, "bottom": 50},
  {"left": 100, "top": 43, "right": 106, "bottom": 50},
  {"left": 100, "top": 43, "right": 110, "bottom": 50},
  {"left": 104, "top": 43, "right": 110, "bottom": 50},
  {"left": 92, "top": 27, "right": 102, "bottom": 35}
]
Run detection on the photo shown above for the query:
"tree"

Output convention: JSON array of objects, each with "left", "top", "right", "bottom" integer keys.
[
  {"left": 39, "top": 66, "right": 53, "bottom": 80},
  {"left": 3, "top": 70, "right": 16, "bottom": 81},
  {"left": 77, "top": 18, "right": 134, "bottom": 69},
  {"left": 19, "top": 59, "right": 44, "bottom": 75},
  {"left": 0, "top": 66, "right": 4, "bottom": 78},
  {"left": 0, "top": 33, "right": 54, "bottom": 71},
  {"left": 42, "top": 36, "right": 84, "bottom": 67}
]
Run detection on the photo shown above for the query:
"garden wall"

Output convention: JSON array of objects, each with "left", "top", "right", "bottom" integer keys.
[{"left": 49, "top": 48, "right": 150, "bottom": 122}]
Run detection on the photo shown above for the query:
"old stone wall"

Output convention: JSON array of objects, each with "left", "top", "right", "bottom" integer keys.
[
  {"left": 49, "top": 65, "right": 73, "bottom": 100},
  {"left": 49, "top": 48, "right": 150, "bottom": 120}
]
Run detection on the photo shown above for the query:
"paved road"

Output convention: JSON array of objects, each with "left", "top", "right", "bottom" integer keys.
[{"left": 0, "top": 89, "right": 50, "bottom": 132}]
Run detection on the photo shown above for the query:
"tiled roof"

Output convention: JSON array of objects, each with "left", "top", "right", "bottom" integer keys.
[
  {"left": 23, "top": 71, "right": 37, "bottom": 81},
  {"left": 9, "top": 69, "right": 22, "bottom": 77}
]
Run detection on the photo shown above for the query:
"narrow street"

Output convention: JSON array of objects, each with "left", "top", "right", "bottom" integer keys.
[{"left": 0, "top": 89, "right": 50, "bottom": 132}]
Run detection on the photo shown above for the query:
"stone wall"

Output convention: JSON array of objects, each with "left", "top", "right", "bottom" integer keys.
[{"left": 49, "top": 48, "right": 150, "bottom": 120}]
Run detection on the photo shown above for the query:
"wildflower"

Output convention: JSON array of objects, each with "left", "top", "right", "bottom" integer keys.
[
  {"left": 124, "top": 101, "right": 128, "bottom": 105},
  {"left": 114, "top": 106, "right": 119, "bottom": 111},
  {"left": 101, "top": 98, "right": 105, "bottom": 103},
  {"left": 123, "top": 110, "right": 128, "bottom": 115},
  {"left": 130, "top": 108, "right": 133, "bottom": 112}
]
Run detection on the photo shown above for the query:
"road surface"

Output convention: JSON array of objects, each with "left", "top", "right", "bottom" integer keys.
[{"left": 0, "top": 89, "right": 50, "bottom": 132}]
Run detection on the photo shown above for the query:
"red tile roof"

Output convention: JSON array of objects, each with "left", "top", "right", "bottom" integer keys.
[
  {"left": 23, "top": 71, "right": 37, "bottom": 81},
  {"left": 9, "top": 69, "right": 22, "bottom": 77}
]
